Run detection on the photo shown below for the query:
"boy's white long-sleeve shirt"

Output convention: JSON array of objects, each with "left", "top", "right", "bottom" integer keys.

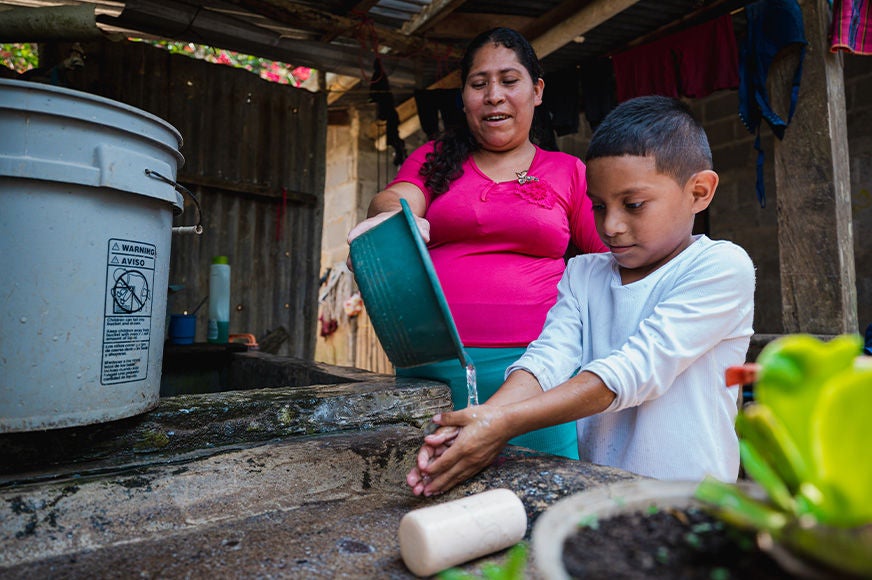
[{"left": 508, "top": 235, "right": 755, "bottom": 482}]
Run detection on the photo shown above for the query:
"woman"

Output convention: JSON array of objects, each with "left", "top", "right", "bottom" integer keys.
[{"left": 348, "top": 27, "right": 606, "bottom": 458}]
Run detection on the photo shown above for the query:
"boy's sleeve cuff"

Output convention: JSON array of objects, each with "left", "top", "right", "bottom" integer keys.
[
  {"left": 505, "top": 362, "right": 556, "bottom": 391},
  {"left": 581, "top": 360, "right": 624, "bottom": 412}
]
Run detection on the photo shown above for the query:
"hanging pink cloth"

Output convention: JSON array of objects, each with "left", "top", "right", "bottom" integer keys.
[
  {"left": 613, "top": 14, "right": 740, "bottom": 102},
  {"left": 830, "top": 0, "right": 872, "bottom": 55}
]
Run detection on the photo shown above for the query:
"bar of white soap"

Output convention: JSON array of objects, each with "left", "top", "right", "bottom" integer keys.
[{"left": 398, "top": 488, "right": 527, "bottom": 577}]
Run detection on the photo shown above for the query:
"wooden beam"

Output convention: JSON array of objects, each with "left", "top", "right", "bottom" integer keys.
[
  {"left": 521, "top": 0, "right": 590, "bottom": 40},
  {"left": 0, "top": 4, "right": 109, "bottom": 42},
  {"left": 426, "top": 14, "right": 534, "bottom": 40},
  {"left": 324, "top": 0, "right": 467, "bottom": 106},
  {"left": 326, "top": 73, "right": 362, "bottom": 105},
  {"left": 320, "top": 0, "right": 380, "bottom": 43},
  {"left": 771, "top": 0, "right": 857, "bottom": 333},
  {"left": 528, "top": 0, "right": 640, "bottom": 57},
  {"left": 400, "top": 0, "right": 469, "bottom": 36},
  {"left": 374, "top": 0, "right": 642, "bottom": 148},
  {"left": 227, "top": 0, "right": 463, "bottom": 59}
]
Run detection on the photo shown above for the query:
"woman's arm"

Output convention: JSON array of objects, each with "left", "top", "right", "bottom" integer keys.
[
  {"left": 365, "top": 182, "right": 428, "bottom": 217},
  {"left": 347, "top": 182, "right": 429, "bottom": 244}
]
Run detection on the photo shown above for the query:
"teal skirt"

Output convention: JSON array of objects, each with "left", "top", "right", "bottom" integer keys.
[{"left": 396, "top": 347, "right": 579, "bottom": 459}]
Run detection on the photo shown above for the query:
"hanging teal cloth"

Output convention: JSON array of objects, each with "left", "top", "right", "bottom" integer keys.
[{"left": 738, "top": 0, "right": 807, "bottom": 207}]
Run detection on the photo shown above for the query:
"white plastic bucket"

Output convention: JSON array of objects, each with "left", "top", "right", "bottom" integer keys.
[{"left": 0, "top": 79, "right": 185, "bottom": 432}]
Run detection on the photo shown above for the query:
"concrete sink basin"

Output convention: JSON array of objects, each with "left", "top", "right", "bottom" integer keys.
[{"left": 0, "top": 352, "right": 638, "bottom": 577}]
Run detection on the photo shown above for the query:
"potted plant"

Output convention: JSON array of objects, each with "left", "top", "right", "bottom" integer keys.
[
  {"left": 531, "top": 334, "right": 872, "bottom": 579},
  {"left": 695, "top": 333, "right": 872, "bottom": 578}
]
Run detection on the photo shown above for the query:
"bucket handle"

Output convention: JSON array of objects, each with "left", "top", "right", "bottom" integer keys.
[{"left": 145, "top": 169, "right": 204, "bottom": 235}]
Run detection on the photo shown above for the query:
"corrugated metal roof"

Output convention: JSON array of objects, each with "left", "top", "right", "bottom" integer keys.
[{"left": 0, "top": 0, "right": 754, "bottom": 104}]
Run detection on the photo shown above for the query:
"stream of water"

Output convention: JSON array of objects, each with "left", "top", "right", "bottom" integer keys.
[{"left": 464, "top": 350, "right": 478, "bottom": 407}]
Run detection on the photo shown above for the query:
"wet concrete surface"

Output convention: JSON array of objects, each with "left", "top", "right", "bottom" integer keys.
[
  {"left": 0, "top": 378, "right": 449, "bottom": 476},
  {"left": 0, "top": 355, "right": 639, "bottom": 578}
]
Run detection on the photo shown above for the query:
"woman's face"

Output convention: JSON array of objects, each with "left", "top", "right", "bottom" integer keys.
[{"left": 462, "top": 43, "right": 543, "bottom": 152}]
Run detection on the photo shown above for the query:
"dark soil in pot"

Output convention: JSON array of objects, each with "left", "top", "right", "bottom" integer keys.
[{"left": 562, "top": 505, "right": 789, "bottom": 579}]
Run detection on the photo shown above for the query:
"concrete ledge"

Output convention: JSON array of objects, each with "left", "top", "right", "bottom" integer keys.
[{"left": 1, "top": 355, "right": 451, "bottom": 479}]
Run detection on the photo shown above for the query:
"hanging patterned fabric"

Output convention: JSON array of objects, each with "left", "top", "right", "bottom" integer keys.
[
  {"left": 738, "top": 0, "right": 807, "bottom": 207},
  {"left": 830, "top": 0, "right": 872, "bottom": 54}
]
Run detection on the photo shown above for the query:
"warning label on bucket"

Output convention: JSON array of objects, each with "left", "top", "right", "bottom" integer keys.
[{"left": 101, "top": 239, "right": 155, "bottom": 385}]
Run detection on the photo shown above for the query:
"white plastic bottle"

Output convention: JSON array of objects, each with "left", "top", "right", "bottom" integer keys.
[{"left": 207, "top": 256, "right": 231, "bottom": 343}]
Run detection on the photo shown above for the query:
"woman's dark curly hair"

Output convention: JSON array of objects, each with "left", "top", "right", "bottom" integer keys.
[{"left": 420, "top": 27, "right": 545, "bottom": 196}]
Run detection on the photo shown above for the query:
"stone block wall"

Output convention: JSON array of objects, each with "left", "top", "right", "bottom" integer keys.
[
  {"left": 697, "top": 90, "right": 782, "bottom": 334},
  {"left": 318, "top": 107, "right": 426, "bottom": 370},
  {"left": 316, "top": 108, "right": 364, "bottom": 367}
]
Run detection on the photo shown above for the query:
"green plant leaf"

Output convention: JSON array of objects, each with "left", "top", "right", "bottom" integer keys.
[
  {"left": 755, "top": 334, "right": 861, "bottom": 472},
  {"left": 438, "top": 569, "right": 476, "bottom": 580},
  {"left": 737, "top": 439, "right": 795, "bottom": 513},
  {"left": 694, "top": 478, "right": 787, "bottom": 534},
  {"left": 811, "top": 367, "right": 872, "bottom": 527},
  {"left": 779, "top": 520, "right": 872, "bottom": 577},
  {"left": 735, "top": 404, "right": 807, "bottom": 491},
  {"left": 697, "top": 336, "right": 872, "bottom": 577},
  {"left": 438, "top": 543, "right": 528, "bottom": 580}
]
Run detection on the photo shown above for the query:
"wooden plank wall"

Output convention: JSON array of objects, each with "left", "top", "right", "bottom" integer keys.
[
  {"left": 354, "top": 308, "right": 394, "bottom": 375},
  {"left": 71, "top": 40, "right": 327, "bottom": 359}
]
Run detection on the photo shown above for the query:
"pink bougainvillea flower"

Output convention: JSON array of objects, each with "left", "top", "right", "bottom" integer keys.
[{"left": 292, "top": 66, "right": 311, "bottom": 81}]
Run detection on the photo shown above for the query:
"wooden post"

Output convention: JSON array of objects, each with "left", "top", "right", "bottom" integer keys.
[{"left": 771, "top": 0, "right": 857, "bottom": 335}]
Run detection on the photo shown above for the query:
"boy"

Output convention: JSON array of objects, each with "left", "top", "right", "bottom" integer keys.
[{"left": 407, "top": 95, "right": 755, "bottom": 495}]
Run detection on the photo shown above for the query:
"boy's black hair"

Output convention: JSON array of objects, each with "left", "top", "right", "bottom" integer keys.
[{"left": 585, "top": 96, "right": 712, "bottom": 185}]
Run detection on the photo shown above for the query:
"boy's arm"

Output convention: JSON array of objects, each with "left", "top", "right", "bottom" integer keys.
[{"left": 412, "top": 369, "right": 615, "bottom": 496}]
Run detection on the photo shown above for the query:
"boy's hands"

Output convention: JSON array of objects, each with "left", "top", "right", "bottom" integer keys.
[
  {"left": 406, "top": 424, "right": 459, "bottom": 495},
  {"left": 406, "top": 406, "right": 511, "bottom": 496},
  {"left": 404, "top": 370, "right": 616, "bottom": 497}
]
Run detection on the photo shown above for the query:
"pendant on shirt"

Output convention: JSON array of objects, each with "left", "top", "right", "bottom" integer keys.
[{"left": 515, "top": 170, "right": 539, "bottom": 185}]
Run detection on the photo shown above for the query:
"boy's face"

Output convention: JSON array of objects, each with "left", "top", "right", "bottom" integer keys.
[{"left": 586, "top": 155, "right": 714, "bottom": 284}]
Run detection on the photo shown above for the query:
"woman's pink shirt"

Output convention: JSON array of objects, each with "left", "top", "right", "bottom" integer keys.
[{"left": 389, "top": 142, "right": 606, "bottom": 347}]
